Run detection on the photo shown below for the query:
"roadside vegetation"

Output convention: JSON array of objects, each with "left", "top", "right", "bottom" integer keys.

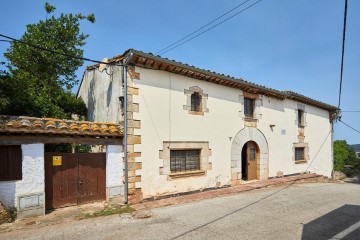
[
  {"left": 334, "top": 140, "right": 360, "bottom": 176},
  {"left": 84, "top": 205, "right": 135, "bottom": 219}
]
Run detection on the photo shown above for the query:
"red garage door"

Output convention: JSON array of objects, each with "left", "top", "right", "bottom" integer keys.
[{"left": 45, "top": 153, "right": 106, "bottom": 209}]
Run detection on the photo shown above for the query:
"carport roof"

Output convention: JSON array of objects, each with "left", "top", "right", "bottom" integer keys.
[{"left": 0, "top": 116, "right": 123, "bottom": 145}]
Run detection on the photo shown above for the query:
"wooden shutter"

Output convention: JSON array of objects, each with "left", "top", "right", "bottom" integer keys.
[{"left": 0, "top": 145, "right": 22, "bottom": 181}]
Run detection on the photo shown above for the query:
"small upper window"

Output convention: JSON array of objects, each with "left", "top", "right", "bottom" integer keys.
[
  {"left": 244, "top": 98, "right": 254, "bottom": 118},
  {"left": 298, "top": 109, "right": 304, "bottom": 127},
  {"left": 295, "top": 147, "right": 305, "bottom": 161},
  {"left": 191, "top": 92, "right": 202, "bottom": 112},
  {"left": 0, "top": 145, "right": 22, "bottom": 181}
]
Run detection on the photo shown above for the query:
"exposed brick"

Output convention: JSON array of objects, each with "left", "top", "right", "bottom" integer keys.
[
  {"left": 127, "top": 128, "right": 134, "bottom": 135},
  {"left": 128, "top": 135, "right": 141, "bottom": 145},
  {"left": 127, "top": 87, "right": 139, "bottom": 95},
  {"left": 128, "top": 66, "right": 141, "bottom": 80},
  {"left": 128, "top": 170, "right": 136, "bottom": 177},
  {"left": 128, "top": 152, "right": 141, "bottom": 158},
  {"left": 128, "top": 120, "right": 141, "bottom": 129},
  {"left": 128, "top": 175, "right": 141, "bottom": 183},
  {"left": 127, "top": 112, "right": 133, "bottom": 120},
  {"left": 127, "top": 144, "right": 134, "bottom": 153},
  {"left": 128, "top": 162, "right": 142, "bottom": 171},
  {"left": 128, "top": 189, "right": 143, "bottom": 203},
  {"left": 128, "top": 103, "right": 139, "bottom": 113}
]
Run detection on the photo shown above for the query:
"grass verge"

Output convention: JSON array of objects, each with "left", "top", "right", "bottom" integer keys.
[{"left": 85, "top": 205, "right": 135, "bottom": 219}]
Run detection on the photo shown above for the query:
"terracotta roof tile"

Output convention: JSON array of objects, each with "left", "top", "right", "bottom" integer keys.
[{"left": 0, "top": 116, "right": 123, "bottom": 137}]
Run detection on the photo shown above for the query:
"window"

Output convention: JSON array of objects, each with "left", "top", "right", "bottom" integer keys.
[
  {"left": 170, "top": 149, "right": 201, "bottom": 173},
  {"left": 298, "top": 109, "right": 304, "bottom": 127},
  {"left": 183, "top": 86, "right": 208, "bottom": 115},
  {"left": 191, "top": 92, "right": 201, "bottom": 112},
  {"left": 0, "top": 145, "right": 22, "bottom": 181},
  {"left": 249, "top": 147, "right": 256, "bottom": 161},
  {"left": 244, "top": 98, "right": 254, "bottom": 118},
  {"left": 295, "top": 147, "right": 305, "bottom": 161}
]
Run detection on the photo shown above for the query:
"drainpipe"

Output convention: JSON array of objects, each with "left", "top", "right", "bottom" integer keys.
[{"left": 123, "top": 51, "right": 133, "bottom": 204}]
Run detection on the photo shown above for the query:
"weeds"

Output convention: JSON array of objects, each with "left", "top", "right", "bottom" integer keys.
[{"left": 85, "top": 205, "right": 134, "bottom": 219}]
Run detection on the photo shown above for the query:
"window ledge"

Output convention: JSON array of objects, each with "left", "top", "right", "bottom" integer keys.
[
  {"left": 294, "top": 160, "right": 307, "bottom": 164},
  {"left": 244, "top": 117, "right": 258, "bottom": 122},
  {"left": 169, "top": 170, "right": 206, "bottom": 179},
  {"left": 188, "top": 111, "right": 204, "bottom": 116}
]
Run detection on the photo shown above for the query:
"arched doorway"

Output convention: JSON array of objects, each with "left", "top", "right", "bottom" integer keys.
[
  {"left": 231, "top": 127, "right": 269, "bottom": 183},
  {"left": 241, "top": 141, "right": 260, "bottom": 180}
]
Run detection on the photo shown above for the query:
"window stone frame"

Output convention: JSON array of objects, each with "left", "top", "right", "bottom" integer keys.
[
  {"left": 292, "top": 142, "right": 309, "bottom": 164},
  {"left": 239, "top": 92, "right": 263, "bottom": 127},
  {"left": 183, "top": 86, "right": 209, "bottom": 115},
  {"left": 159, "top": 141, "right": 212, "bottom": 179},
  {"left": 295, "top": 103, "right": 307, "bottom": 128}
]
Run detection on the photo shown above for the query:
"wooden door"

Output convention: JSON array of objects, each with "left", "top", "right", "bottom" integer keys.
[
  {"left": 246, "top": 142, "right": 258, "bottom": 180},
  {"left": 78, "top": 153, "right": 106, "bottom": 204},
  {"left": 45, "top": 153, "right": 106, "bottom": 209},
  {"left": 45, "top": 153, "right": 78, "bottom": 208}
]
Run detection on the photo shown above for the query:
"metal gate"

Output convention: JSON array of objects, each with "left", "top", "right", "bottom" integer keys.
[{"left": 45, "top": 153, "right": 106, "bottom": 209}]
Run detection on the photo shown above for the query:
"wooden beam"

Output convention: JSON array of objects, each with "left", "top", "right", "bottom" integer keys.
[{"left": 0, "top": 135, "right": 122, "bottom": 145}]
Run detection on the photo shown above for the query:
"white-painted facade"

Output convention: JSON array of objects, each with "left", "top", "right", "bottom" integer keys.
[
  {"left": 106, "top": 145, "right": 125, "bottom": 203},
  {"left": 78, "top": 56, "right": 335, "bottom": 200},
  {"left": 0, "top": 144, "right": 45, "bottom": 218},
  {"left": 0, "top": 143, "right": 123, "bottom": 218},
  {"left": 134, "top": 67, "right": 332, "bottom": 198}
]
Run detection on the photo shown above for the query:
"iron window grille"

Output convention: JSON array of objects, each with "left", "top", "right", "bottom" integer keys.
[
  {"left": 250, "top": 147, "right": 256, "bottom": 161},
  {"left": 244, "top": 98, "right": 254, "bottom": 118},
  {"left": 191, "top": 92, "right": 201, "bottom": 112},
  {"left": 170, "top": 149, "right": 201, "bottom": 173},
  {"left": 295, "top": 147, "right": 305, "bottom": 161}
]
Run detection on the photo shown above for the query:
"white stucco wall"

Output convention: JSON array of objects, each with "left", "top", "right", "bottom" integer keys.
[
  {"left": 0, "top": 182, "right": 16, "bottom": 208},
  {"left": 133, "top": 67, "right": 333, "bottom": 199},
  {"left": 106, "top": 145, "right": 124, "bottom": 188},
  {"left": 0, "top": 144, "right": 44, "bottom": 209}
]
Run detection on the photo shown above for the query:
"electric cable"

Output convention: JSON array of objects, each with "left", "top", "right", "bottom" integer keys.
[
  {"left": 337, "top": 0, "right": 348, "bottom": 109},
  {"left": 0, "top": 33, "right": 122, "bottom": 66},
  {"left": 339, "top": 119, "right": 360, "bottom": 134},
  {"left": 157, "top": 0, "right": 264, "bottom": 56},
  {"left": 155, "top": 0, "right": 253, "bottom": 55}
]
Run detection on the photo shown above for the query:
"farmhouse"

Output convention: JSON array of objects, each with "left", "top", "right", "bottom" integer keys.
[{"left": 78, "top": 49, "right": 338, "bottom": 202}]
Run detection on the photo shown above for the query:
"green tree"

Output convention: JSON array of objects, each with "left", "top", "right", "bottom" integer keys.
[
  {"left": 1, "top": 2, "right": 94, "bottom": 119},
  {"left": 333, "top": 140, "right": 348, "bottom": 172},
  {"left": 333, "top": 140, "right": 360, "bottom": 176}
]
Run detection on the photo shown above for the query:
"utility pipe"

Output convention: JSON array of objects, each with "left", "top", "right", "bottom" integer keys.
[{"left": 123, "top": 51, "right": 133, "bottom": 204}]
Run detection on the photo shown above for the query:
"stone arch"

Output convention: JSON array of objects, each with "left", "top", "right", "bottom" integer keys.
[{"left": 231, "top": 127, "right": 269, "bottom": 183}]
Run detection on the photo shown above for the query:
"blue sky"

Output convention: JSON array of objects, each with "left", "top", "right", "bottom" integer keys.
[{"left": 0, "top": 0, "right": 359, "bottom": 144}]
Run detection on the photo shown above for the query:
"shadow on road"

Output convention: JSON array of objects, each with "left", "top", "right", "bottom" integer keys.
[{"left": 301, "top": 204, "right": 360, "bottom": 240}]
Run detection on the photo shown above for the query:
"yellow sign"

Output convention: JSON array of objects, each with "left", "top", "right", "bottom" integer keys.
[{"left": 52, "top": 156, "right": 62, "bottom": 166}]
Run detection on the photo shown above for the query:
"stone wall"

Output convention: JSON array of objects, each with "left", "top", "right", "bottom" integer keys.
[{"left": 126, "top": 65, "right": 143, "bottom": 203}]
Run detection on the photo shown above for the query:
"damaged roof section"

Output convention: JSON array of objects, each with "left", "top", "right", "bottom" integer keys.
[{"left": 86, "top": 49, "right": 338, "bottom": 113}]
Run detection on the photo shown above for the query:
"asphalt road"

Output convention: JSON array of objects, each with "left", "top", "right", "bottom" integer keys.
[{"left": 1, "top": 181, "right": 360, "bottom": 240}]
